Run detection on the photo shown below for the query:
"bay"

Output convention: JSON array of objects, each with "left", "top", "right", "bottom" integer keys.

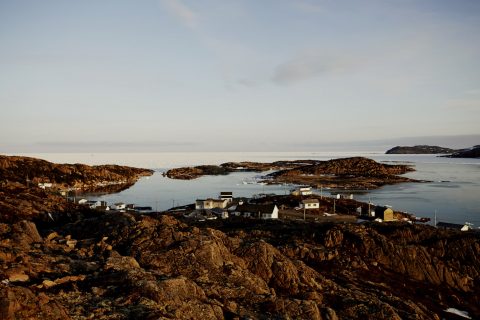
[{"left": 18, "top": 152, "right": 480, "bottom": 226}]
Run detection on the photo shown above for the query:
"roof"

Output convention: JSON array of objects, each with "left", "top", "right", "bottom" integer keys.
[
  {"left": 436, "top": 222, "right": 467, "bottom": 230},
  {"left": 236, "top": 204, "right": 277, "bottom": 214},
  {"left": 220, "top": 191, "right": 233, "bottom": 195},
  {"left": 211, "top": 208, "right": 227, "bottom": 214},
  {"left": 302, "top": 199, "right": 319, "bottom": 204},
  {"left": 375, "top": 206, "right": 393, "bottom": 213},
  {"left": 197, "top": 198, "right": 227, "bottom": 203}
]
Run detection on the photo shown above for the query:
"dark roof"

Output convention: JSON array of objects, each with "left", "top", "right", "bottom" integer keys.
[
  {"left": 237, "top": 204, "right": 276, "bottom": 214},
  {"left": 220, "top": 191, "right": 233, "bottom": 195},
  {"left": 374, "top": 206, "right": 392, "bottom": 213},
  {"left": 211, "top": 208, "right": 227, "bottom": 214},
  {"left": 135, "top": 206, "right": 152, "bottom": 211},
  {"left": 436, "top": 222, "right": 466, "bottom": 230}
]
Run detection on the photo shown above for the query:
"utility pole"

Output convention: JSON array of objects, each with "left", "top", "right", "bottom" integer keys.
[
  {"left": 434, "top": 210, "right": 437, "bottom": 227},
  {"left": 320, "top": 186, "right": 323, "bottom": 199},
  {"left": 368, "top": 196, "right": 371, "bottom": 217},
  {"left": 333, "top": 199, "right": 336, "bottom": 214}
]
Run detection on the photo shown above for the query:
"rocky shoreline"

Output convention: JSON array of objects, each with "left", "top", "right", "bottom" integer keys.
[
  {"left": 166, "top": 157, "right": 418, "bottom": 190},
  {"left": 0, "top": 155, "right": 153, "bottom": 223}
]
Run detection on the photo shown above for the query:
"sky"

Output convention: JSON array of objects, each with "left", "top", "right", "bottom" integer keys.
[{"left": 1, "top": 0, "right": 479, "bottom": 152}]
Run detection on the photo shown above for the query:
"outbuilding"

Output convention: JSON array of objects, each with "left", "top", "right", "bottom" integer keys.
[
  {"left": 374, "top": 206, "right": 394, "bottom": 221},
  {"left": 300, "top": 199, "right": 320, "bottom": 209}
]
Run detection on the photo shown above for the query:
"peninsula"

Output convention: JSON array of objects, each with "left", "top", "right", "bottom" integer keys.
[{"left": 0, "top": 155, "right": 153, "bottom": 222}]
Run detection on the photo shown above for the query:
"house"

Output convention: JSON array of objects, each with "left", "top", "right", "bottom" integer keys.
[
  {"left": 374, "top": 206, "right": 394, "bottom": 221},
  {"left": 85, "top": 200, "right": 102, "bottom": 209},
  {"left": 126, "top": 204, "right": 135, "bottom": 211},
  {"left": 195, "top": 198, "right": 229, "bottom": 210},
  {"left": 436, "top": 222, "right": 471, "bottom": 231},
  {"left": 95, "top": 205, "right": 110, "bottom": 212},
  {"left": 211, "top": 208, "right": 229, "bottom": 219},
  {"left": 38, "top": 182, "right": 53, "bottom": 189},
  {"left": 135, "top": 206, "right": 153, "bottom": 213},
  {"left": 183, "top": 211, "right": 217, "bottom": 221},
  {"left": 291, "top": 187, "right": 312, "bottom": 196},
  {"left": 111, "top": 203, "right": 127, "bottom": 211},
  {"left": 236, "top": 204, "right": 278, "bottom": 219},
  {"left": 220, "top": 191, "right": 233, "bottom": 202},
  {"left": 77, "top": 198, "right": 88, "bottom": 205},
  {"left": 300, "top": 199, "right": 320, "bottom": 209}
]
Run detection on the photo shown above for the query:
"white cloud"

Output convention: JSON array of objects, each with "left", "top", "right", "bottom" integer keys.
[
  {"left": 161, "top": 0, "right": 198, "bottom": 29},
  {"left": 272, "top": 52, "right": 356, "bottom": 85}
]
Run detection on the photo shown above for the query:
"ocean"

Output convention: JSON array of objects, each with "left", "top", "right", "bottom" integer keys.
[{"left": 18, "top": 152, "right": 480, "bottom": 226}]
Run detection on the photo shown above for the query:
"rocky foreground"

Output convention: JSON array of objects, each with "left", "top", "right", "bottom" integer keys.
[
  {"left": 166, "top": 157, "right": 417, "bottom": 190},
  {"left": 1, "top": 212, "right": 479, "bottom": 320}
]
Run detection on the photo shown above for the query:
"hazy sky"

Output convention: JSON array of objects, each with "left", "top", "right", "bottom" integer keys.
[{"left": 1, "top": 0, "right": 479, "bottom": 152}]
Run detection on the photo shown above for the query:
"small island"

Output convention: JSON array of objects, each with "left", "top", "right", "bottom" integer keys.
[
  {"left": 385, "top": 145, "right": 456, "bottom": 154},
  {"left": 166, "top": 157, "right": 417, "bottom": 189}
]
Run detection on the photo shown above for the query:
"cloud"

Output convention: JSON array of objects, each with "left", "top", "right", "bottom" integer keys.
[
  {"left": 161, "top": 0, "right": 198, "bottom": 29},
  {"left": 272, "top": 52, "right": 356, "bottom": 85}
]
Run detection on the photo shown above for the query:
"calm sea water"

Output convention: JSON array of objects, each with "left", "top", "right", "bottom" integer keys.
[{"left": 18, "top": 152, "right": 480, "bottom": 226}]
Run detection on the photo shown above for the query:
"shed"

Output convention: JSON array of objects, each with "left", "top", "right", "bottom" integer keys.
[
  {"left": 300, "top": 199, "right": 320, "bottom": 209},
  {"left": 374, "top": 207, "right": 394, "bottom": 221}
]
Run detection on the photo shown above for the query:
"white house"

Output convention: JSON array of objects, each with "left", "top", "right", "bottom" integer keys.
[
  {"left": 211, "top": 208, "right": 229, "bottom": 219},
  {"left": 195, "top": 198, "right": 229, "bottom": 210},
  {"left": 111, "top": 202, "right": 127, "bottom": 211},
  {"left": 85, "top": 200, "right": 102, "bottom": 209},
  {"left": 291, "top": 187, "right": 312, "bottom": 196},
  {"left": 300, "top": 199, "right": 320, "bottom": 209},
  {"left": 38, "top": 182, "right": 53, "bottom": 189},
  {"left": 77, "top": 198, "right": 88, "bottom": 205},
  {"left": 236, "top": 204, "right": 278, "bottom": 219}
]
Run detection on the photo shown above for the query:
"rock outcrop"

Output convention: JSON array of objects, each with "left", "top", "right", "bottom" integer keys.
[{"left": 1, "top": 212, "right": 479, "bottom": 320}]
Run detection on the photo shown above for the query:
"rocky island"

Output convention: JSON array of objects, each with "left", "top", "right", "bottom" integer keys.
[
  {"left": 167, "top": 157, "right": 418, "bottom": 190},
  {"left": 1, "top": 155, "right": 479, "bottom": 319},
  {"left": 385, "top": 145, "right": 457, "bottom": 154}
]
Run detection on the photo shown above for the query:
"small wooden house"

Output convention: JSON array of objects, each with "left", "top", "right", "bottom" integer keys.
[
  {"left": 374, "top": 206, "right": 394, "bottom": 221},
  {"left": 300, "top": 199, "right": 320, "bottom": 209}
]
